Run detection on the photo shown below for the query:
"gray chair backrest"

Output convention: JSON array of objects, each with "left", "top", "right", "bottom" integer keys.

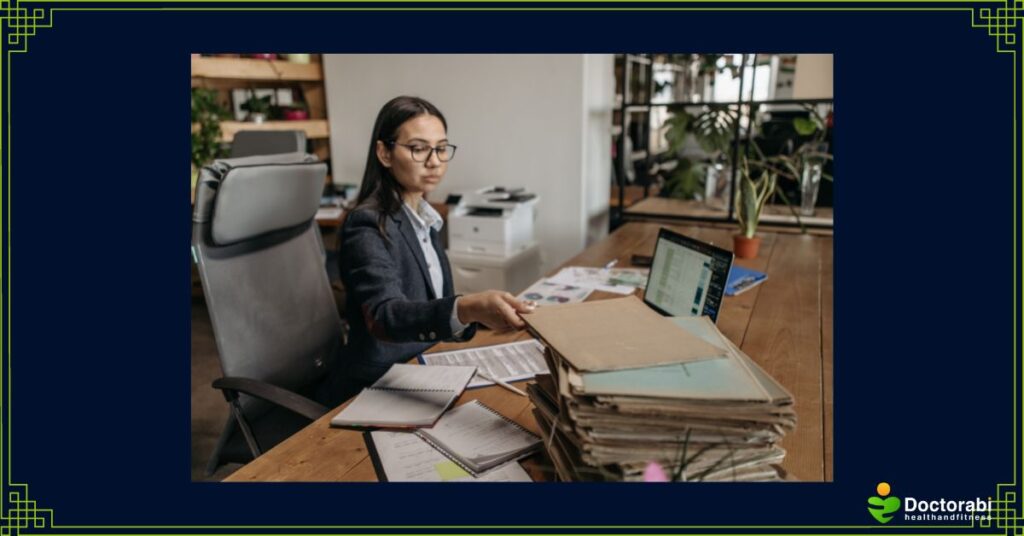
[
  {"left": 229, "top": 130, "right": 307, "bottom": 159},
  {"left": 192, "top": 152, "right": 340, "bottom": 411}
]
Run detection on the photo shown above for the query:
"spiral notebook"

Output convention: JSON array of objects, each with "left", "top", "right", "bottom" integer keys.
[
  {"left": 329, "top": 364, "right": 477, "bottom": 428},
  {"left": 415, "top": 400, "right": 541, "bottom": 475}
]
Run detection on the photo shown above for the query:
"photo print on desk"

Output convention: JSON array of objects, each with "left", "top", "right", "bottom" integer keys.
[{"left": 517, "top": 279, "right": 594, "bottom": 306}]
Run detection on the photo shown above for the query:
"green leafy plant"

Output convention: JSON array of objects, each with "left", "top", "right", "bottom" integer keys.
[
  {"left": 190, "top": 88, "right": 228, "bottom": 169},
  {"left": 736, "top": 156, "right": 778, "bottom": 239},
  {"left": 241, "top": 93, "right": 273, "bottom": 119},
  {"left": 665, "top": 105, "right": 737, "bottom": 155},
  {"left": 643, "top": 430, "right": 748, "bottom": 482},
  {"left": 756, "top": 105, "right": 832, "bottom": 184},
  {"left": 662, "top": 105, "right": 738, "bottom": 200},
  {"left": 740, "top": 106, "right": 833, "bottom": 231}
]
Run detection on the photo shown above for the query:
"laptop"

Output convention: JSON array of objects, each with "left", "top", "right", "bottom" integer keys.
[{"left": 642, "top": 228, "right": 734, "bottom": 322}]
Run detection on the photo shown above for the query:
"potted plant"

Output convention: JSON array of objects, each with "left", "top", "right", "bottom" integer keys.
[
  {"left": 190, "top": 88, "right": 228, "bottom": 174},
  {"left": 240, "top": 93, "right": 273, "bottom": 123},
  {"left": 752, "top": 106, "right": 833, "bottom": 218},
  {"left": 734, "top": 156, "right": 778, "bottom": 259},
  {"left": 279, "top": 102, "right": 309, "bottom": 121},
  {"left": 791, "top": 109, "right": 831, "bottom": 216}
]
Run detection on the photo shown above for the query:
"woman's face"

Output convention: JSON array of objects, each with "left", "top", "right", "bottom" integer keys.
[{"left": 376, "top": 114, "right": 448, "bottom": 201}]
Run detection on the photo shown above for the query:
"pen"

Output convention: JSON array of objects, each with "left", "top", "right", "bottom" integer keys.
[
  {"left": 603, "top": 259, "right": 618, "bottom": 270},
  {"left": 476, "top": 370, "right": 528, "bottom": 397}
]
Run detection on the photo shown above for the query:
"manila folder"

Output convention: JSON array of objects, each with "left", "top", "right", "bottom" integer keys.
[{"left": 522, "top": 295, "right": 725, "bottom": 372}]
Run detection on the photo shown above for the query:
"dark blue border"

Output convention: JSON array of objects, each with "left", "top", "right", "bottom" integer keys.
[{"left": 1, "top": 2, "right": 1020, "bottom": 532}]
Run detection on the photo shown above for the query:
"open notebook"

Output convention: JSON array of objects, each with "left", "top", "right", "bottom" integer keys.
[
  {"left": 415, "top": 400, "right": 541, "bottom": 475},
  {"left": 364, "top": 430, "right": 532, "bottom": 482},
  {"left": 330, "top": 364, "right": 477, "bottom": 428}
]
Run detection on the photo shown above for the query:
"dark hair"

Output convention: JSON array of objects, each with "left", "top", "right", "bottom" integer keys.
[{"left": 355, "top": 96, "right": 448, "bottom": 233}]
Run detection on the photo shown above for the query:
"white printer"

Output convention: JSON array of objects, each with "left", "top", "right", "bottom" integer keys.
[
  {"left": 448, "top": 187, "right": 538, "bottom": 257},
  {"left": 446, "top": 186, "right": 541, "bottom": 295}
]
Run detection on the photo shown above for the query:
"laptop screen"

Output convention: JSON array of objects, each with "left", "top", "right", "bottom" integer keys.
[{"left": 643, "top": 228, "right": 734, "bottom": 322}]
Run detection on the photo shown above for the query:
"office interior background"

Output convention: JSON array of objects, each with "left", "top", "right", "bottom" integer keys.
[{"left": 190, "top": 53, "right": 834, "bottom": 481}]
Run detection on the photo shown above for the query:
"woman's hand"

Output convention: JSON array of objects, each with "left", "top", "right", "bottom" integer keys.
[{"left": 457, "top": 291, "right": 536, "bottom": 332}]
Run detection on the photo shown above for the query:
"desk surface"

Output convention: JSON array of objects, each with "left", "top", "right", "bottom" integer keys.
[{"left": 224, "top": 222, "right": 834, "bottom": 482}]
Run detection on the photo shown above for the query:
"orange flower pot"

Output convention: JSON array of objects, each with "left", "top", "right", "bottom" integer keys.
[{"left": 733, "top": 235, "right": 761, "bottom": 259}]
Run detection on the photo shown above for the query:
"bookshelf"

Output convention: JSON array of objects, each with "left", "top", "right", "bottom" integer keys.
[{"left": 190, "top": 54, "right": 331, "bottom": 163}]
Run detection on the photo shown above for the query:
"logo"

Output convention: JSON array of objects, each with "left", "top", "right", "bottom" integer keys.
[
  {"left": 867, "top": 482, "right": 901, "bottom": 524},
  {"left": 866, "top": 482, "right": 991, "bottom": 524}
]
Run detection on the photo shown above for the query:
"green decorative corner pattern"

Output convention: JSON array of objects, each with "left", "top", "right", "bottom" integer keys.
[
  {"left": 0, "top": 0, "right": 56, "bottom": 535},
  {"left": 971, "top": 0, "right": 1023, "bottom": 52},
  {"left": 0, "top": 484, "right": 54, "bottom": 535},
  {"left": 0, "top": 0, "right": 52, "bottom": 53},
  {"left": 981, "top": 484, "right": 1024, "bottom": 535}
]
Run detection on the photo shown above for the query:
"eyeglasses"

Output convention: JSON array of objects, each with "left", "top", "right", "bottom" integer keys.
[{"left": 388, "top": 141, "right": 457, "bottom": 163}]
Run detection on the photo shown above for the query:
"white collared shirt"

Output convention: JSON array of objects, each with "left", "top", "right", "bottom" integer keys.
[{"left": 401, "top": 200, "right": 469, "bottom": 337}]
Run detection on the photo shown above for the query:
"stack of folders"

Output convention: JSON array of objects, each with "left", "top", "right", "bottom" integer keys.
[{"left": 523, "top": 296, "right": 796, "bottom": 482}]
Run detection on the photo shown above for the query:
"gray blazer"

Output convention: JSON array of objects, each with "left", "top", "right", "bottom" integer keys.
[{"left": 335, "top": 203, "right": 477, "bottom": 387}]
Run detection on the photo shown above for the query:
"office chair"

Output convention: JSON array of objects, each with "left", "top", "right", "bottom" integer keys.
[
  {"left": 229, "top": 130, "right": 307, "bottom": 158},
  {"left": 192, "top": 152, "right": 342, "bottom": 475}
]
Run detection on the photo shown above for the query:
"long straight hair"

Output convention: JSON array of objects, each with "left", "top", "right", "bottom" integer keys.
[{"left": 355, "top": 96, "right": 448, "bottom": 233}]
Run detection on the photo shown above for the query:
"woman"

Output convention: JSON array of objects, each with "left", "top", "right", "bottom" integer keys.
[{"left": 321, "top": 96, "right": 535, "bottom": 405}]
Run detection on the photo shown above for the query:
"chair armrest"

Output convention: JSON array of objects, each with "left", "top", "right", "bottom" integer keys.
[{"left": 212, "top": 377, "right": 328, "bottom": 421}]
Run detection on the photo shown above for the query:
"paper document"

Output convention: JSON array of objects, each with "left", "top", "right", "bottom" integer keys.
[
  {"left": 517, "top": 279, "right": 593, "bottom": 306},
  {"left": 366, "top": 430, "right": 532, "bottom": 482},
  {"left": 548, "top": 266, "right": 650, "bottom": 295},
  {"left": 421, "top": 340, "right": 548, "bottom": 388},
  {"left": 373, "top": 364, "right": 478, "bottom": 391},
  {"left": 316, "top": 206, "right": 343, "bottom": 220}
]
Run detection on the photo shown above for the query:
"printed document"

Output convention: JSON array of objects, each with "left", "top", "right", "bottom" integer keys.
[{"left": 421, "top": 340, "right": 548, "bottom": 388}]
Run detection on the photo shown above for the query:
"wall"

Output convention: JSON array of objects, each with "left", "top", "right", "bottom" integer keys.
[
  {"left": 582, "top": 54, "right": 614, "bottom": 247},
  {"left": 793, "top": 54, "right": 834, "bottom": 99},
  {"left": 323, "top": 54, "right": 613, "bottom": 273}
]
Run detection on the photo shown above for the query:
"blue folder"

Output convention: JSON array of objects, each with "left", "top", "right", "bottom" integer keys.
[{"left": 725, "top": 266, "right": 768, "bottom": 296}]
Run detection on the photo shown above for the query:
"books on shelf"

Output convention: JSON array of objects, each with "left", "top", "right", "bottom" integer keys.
[{"left": 329, "top": 364, "right": 476, "bottom": 428}]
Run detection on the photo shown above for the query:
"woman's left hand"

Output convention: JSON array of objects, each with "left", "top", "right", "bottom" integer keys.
[{"left": 457, "top": 291, "right": 536, "bottom": 332}]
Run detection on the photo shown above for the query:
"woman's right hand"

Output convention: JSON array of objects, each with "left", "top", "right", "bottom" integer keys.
[{"left": 457, "top": 291, "right": 536, "bottom": 332}]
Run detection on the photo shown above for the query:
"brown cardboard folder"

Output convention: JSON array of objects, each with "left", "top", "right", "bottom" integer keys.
[{"left": 521, "top": 295, "right": 726, "bottom": 372}]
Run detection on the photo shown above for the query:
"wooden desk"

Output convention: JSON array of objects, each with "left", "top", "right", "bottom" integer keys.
[
  {"left": 610, "top": 184, "right": 659, "bottom": 209},
  {"left": 225, "top": 222, "right": 833, "bottom": 482}
]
